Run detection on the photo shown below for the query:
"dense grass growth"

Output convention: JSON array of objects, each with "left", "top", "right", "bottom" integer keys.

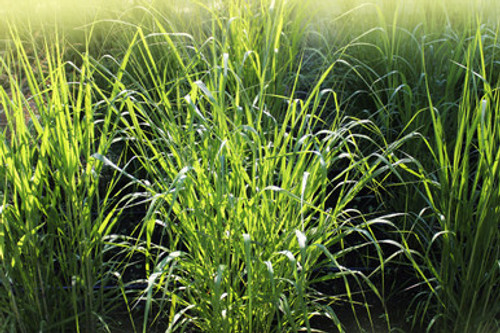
[
  {"left": 0, "top": 0, "right": 499, "bottom": 332},
  {"left": 0, "top": 34, "right": 127, "bottom": 331}
]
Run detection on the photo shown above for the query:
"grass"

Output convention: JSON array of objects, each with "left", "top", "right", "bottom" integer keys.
[
  {"left": 406, "top": 30, "right": 500, "bottom": 332},
  {"left": 0, "top": 30, "right": 127, "bottom": 332},
  {"left": 0, "top": 0, "right": 499, "bottom": 332}
]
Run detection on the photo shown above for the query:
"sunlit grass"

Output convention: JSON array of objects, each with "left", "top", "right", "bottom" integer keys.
[
  {"left": 0, "top": 32, "right": 128, "bottom": 332},
  {"left": 0, "top": 0, "right": 499, "bottom": 332}
]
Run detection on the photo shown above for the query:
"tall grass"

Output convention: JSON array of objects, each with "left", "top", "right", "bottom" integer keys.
[
  {"left": 91, "top": 2, "right": 411, "bottom": 331},
  {"left": 307, "top": 2, "right": 500, "bottom": 331},
  {"left": 0, "top": 31, "right": 127, "bottom": 332},
  {"left": 406, "top": 29, "right": 500, "bottom": 332},
  {"left": 0, "top": 0, "right": 499, "bottom": 332}
]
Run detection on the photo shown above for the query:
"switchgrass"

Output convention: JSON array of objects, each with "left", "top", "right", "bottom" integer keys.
[
  {"left": 306, "top": 2, "right": 500, "bottom": 331},
  {"left": 0, "top": 0, "right": 499, "bottom": 332},
  {"left": 90, "top": 3, "right": 409, "bottom": 331},
  {"left": 115, "top": 85, "right": 402, "bottom": 331},
  {"left": 0, "top": 31, "right": 128, "bottom": 332},
  {"left": 407, "top": 29, "right": 500, "bottom": 332}
]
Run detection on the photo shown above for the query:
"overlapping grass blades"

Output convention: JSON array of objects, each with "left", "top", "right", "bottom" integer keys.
[
  {"left": 306, "top": 3, "right": 500, "bottom": 331},
  {"left": 407, "top": 29, "right": 500, "bottom": 333},
  {"left": 112, "top": 50, "right": 405, "bottom": 333},
  {"left": 0, "top": 32, "right": 125, "bottom": 332},
  {"left": 90, "top": 3, "right": 411, "bottom": 331},
  {"left": 0, "top": 0, "right": 499, "bottom": 332}
]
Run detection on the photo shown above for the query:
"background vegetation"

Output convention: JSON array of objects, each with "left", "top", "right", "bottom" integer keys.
[{"left": 0, "top": 0, "right": 499, "bottom": 332}]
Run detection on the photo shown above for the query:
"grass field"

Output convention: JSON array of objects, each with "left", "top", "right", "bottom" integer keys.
[{"left": 0, "top": 0, "right": 499, "bottom": 332}]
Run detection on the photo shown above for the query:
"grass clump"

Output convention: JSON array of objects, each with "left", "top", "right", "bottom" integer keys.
[
  {"left": 0, "top": 32, "right": 127, "bottom": 332},
  {"left": 111, "top": 57, "right": 405, "bottom": 332},
  {"left": 406, "top": 30, "right": 500, "bottom": 332}
]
